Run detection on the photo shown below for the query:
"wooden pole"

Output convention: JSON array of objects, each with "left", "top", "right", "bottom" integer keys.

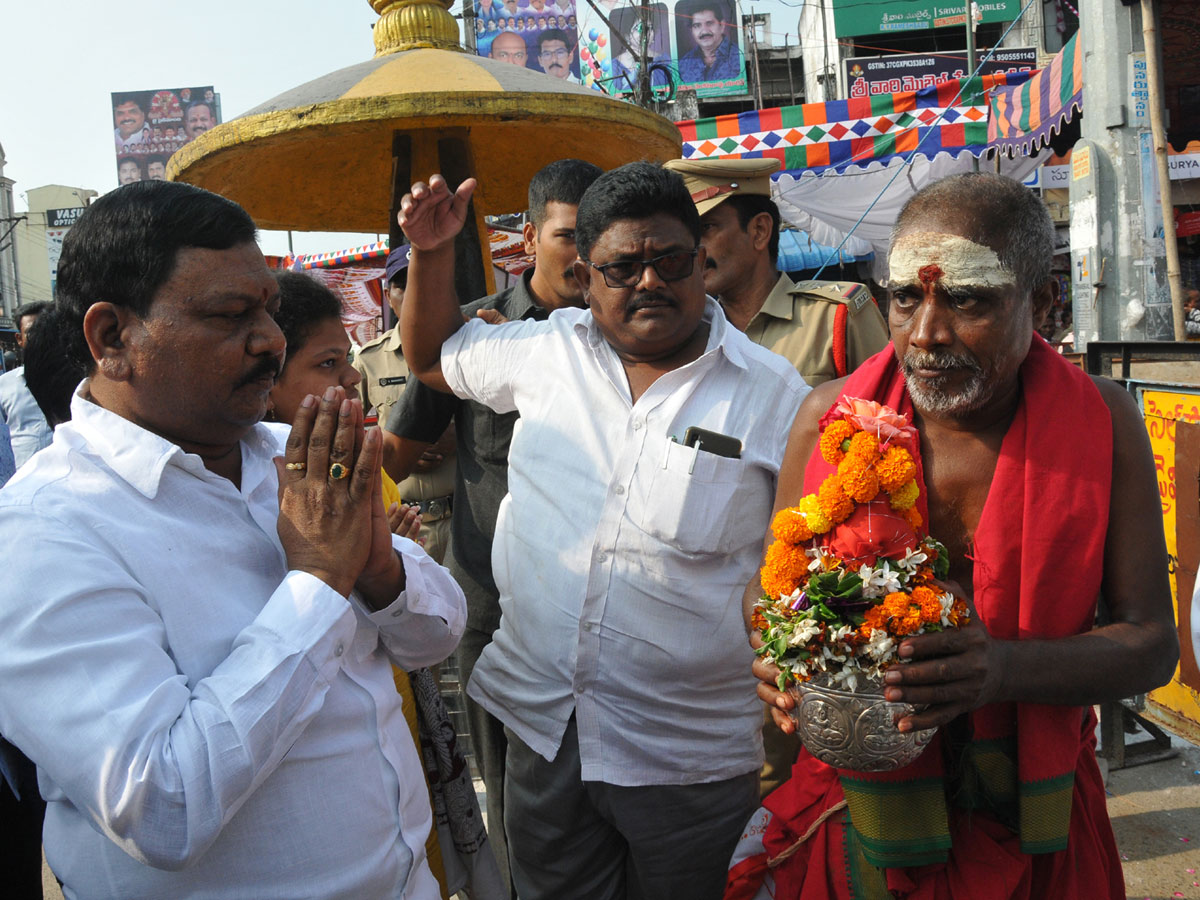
[{"left": 1140, "top": 0, "right": 1186, "bottom": 340}]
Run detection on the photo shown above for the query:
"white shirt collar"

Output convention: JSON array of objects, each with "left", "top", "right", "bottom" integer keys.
[{"left": 67, "top": 382, "right": 278, "bottom": 500}]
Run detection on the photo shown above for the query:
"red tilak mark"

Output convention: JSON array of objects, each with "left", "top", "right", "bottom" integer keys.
[{"left": 918, "top": 264, "right": 943, "bottom": 287}]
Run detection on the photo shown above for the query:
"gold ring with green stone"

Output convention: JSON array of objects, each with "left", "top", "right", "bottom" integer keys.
[{"left": 328, "top": 462, "right": 349, "bottom": 480}]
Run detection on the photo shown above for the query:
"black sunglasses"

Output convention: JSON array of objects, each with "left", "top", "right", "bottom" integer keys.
[{"left": 587, "top": 249, "right": 698, "bottom": 289}]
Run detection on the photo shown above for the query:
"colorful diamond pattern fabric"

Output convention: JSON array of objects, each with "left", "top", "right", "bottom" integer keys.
[{"left": 677, "top": 71, "right": 1031, "bottom": 175}]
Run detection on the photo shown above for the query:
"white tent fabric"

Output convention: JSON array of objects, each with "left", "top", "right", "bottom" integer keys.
[{"left": 770, "top": 151, "right": 1043, "bottom": 282}]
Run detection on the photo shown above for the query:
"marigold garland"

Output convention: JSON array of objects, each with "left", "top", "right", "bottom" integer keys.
[
  {"left": 798, "top": 495, "right": 832, "bottom": 535},
  {"left": 754, "top": 397, "right": 969, "bottom": 694},
  {"left": 888, "top": 479, "right": 920, "bottom": 511},
  {"left": 819, "top": 420, "right": 856, "bottom": 465},
  {"left": 876, "top": 446, "right": 916, "bottom": 492},
  {"left": 771, "top": 507, "right": 813, "bottom": 545},
  {"left": 818, "top": 474, "right": 855, "bottom": 524}
]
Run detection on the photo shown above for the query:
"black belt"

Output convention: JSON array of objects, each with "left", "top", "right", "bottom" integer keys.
[{"left": 405, "top": 494, "right": 453, "bottom": 522}]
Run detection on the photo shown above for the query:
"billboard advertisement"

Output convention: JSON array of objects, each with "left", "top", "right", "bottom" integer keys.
[
  {"left": 831, "top": 0, "right": 1020, "bottom": 39},
  {"left": 472, "top": 0, "right": 746, "bottom": 100},
  {"left": 474, "top": 0, "right": 583, "bottom": 83},
  {"left": 844, "top": 47, "right": 1035, "bottom": 98},
  {"left": 111, "top": 86, "right": 220, "bottom": 185}
]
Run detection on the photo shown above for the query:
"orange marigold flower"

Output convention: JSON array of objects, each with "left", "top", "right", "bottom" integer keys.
[
  {"left": 771, "top": 507, "right": 813, "bottom": 545},
  {"left": 750, "top": 609, "right": 768, "bottom": 631},
  {"left": 760, "top": 540, "right": 809, "bottom": 599},
  {"left": 837, "top": 457, "right": 880, "bottom": 503},
  {"left": 882, "top": 591, "right": 910, "bottom": 619},
  {"left": 819, "top": 420, "right": 856, "bottom": 465},
  {"left": 862, "top": 605, "right": 888, "bottom": 630},
  {"left": 846, "top": 430, "right": 881, "bottom": 464},
  {"left": 818, "top": 474, "right": 855, "bottom": 524},
  {"left": 912, "top": 586, "right": 942, "bottom": 623},
  {"left": 798, "top": 494, "right": 833, "bottom": 535},
  {"left": 876, "top": 446, "right": 916, "bottom": 492},
  {"left": 888, "top": 478, "right": 920, "bottom": 511},
  {"left": 903, "top": 507, "right": 923, "bottom": 531},
  {"left": 899, "top": 608, "right": 924, "bottom": 635}
]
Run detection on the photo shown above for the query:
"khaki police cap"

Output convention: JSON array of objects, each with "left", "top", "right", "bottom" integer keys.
[{"left": 664, "top": 157, "right": 781, "bottom": 216}]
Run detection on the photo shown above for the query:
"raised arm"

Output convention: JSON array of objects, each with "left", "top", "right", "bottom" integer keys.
[{"left": 398, "top": 174, "right": 478, "bottom": 392}]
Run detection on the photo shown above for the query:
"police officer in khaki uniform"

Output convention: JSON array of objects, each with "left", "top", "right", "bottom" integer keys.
[
  {"left": 664, "top": 157, "right": 889, "bottom": 387},
  {"left": 354, "top": 246, "right": 455, "bottom": 563},
  {"left": 666, "top": 157, "right": 890, "bottom": 799}
]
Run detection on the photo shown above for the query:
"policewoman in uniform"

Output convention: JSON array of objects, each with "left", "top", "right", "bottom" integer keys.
[{"left": 354, "top": 246, "right": 456, "bottom": 563}]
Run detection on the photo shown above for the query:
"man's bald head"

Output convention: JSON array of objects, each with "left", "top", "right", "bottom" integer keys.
[
  {"left": 490, "top": 31, "right": 528, "bottom": 65},
  {"left": 892, "top": 173, "right": 1054, "bottom": 297}
]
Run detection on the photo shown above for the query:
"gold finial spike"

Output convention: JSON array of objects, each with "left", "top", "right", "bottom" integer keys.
[{"left": 372, "top": 0, "right": 464, "bottom": 55}]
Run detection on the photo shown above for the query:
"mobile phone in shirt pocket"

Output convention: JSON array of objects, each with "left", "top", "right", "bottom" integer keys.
[{"left": 635, "top": 435, "right": 763, "bottom": 555}]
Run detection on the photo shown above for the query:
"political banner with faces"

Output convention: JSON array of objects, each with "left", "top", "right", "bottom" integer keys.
[
  {"left": 473, "top": 0, "right": 583, "bottom": 83},
  {"left": 111, "top": 86, "right": 220, "bottom": 186},
  {"left": 473, "top": 0, "right": 746, "bottom": 100},
  {"left": 578, "top": 0, "right": 746, "bottom": 99}
]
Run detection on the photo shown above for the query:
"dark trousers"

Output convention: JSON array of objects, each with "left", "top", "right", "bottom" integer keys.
[
  {"left": 0, "top": 740, "right": 45, "bottom": 900},
  {"left": 456, "top": 626, "right": 514, "bottom": 897},
  {"left": 504, "top": 717, "right": 758, "bottom": 900}
]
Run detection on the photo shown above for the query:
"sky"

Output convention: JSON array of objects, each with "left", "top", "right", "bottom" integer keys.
[
  {"left": 1, "top": 0, "right": 452, "bottom": 257},
  {"left": 3, "top": 0, "right": 800, "bottom": 258}
]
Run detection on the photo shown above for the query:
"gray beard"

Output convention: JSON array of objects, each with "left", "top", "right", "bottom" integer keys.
[{"left": 901, "top": 350, "right": 990, "bottom": 419}]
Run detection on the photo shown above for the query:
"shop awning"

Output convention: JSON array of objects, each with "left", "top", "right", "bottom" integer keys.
[
  {"left": 987, "top": 33, "right": 1082, "bottom": 156},
  {"left": 677, "top": 71, "right": 1031, "bottom": 175}
]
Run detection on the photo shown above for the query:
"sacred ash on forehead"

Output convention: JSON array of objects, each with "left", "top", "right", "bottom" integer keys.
[{"left": 888, "top": 231, "right": 1016, "bottom": 291}]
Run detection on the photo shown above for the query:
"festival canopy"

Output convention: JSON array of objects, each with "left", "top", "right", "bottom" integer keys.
[
  {"left": 675, "top": 70, "right": 1042, "bottom": 277},
  {"left": 677, "top": 71, "right": 1031, "bottom": 175},
  {"left": 988, "top": 33, "right": 1082, "bottom": 156}
]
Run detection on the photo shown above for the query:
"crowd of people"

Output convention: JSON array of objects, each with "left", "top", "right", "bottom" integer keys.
[{"left": 0, "top": 157, "right": 1179, "bottom": 900}]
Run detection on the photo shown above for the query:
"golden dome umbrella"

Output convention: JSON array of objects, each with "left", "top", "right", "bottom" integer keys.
[{"left": 168, "top": 0, "right": 682, "bottom": 295}]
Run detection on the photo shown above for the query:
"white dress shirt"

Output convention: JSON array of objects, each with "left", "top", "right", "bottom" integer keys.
[
  {"left": 0, "top": 367, "right": 53, "bottom": 467},
  {"left": 0, "top": 390, "right": 466, "bottom": 899},
  {"left": 446, "top": 299, "right": 809, "bottom": 786}
]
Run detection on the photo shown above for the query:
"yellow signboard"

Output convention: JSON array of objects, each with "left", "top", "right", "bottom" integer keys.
[
  {"left": 1072, "top": 145, "right": 1091, "bottom": 181},
  {"left": 1143, "top": 389, "right": 1200, "bottom": 742}
]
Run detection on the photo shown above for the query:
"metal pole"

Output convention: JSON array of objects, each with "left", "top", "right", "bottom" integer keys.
[
  {"left": 1141, "top": 0, "right": 1186, "bottom": 339},
  {"left": 785, "top": 33, "right": 796, "bottom": 102},
  {"left": 749, "top": 16, "right": 763, "bottom": 109},
  {"left": 965, "top": 0, "right": 979, "bottom": 172},
  {"left": 637, "top": 1, "right": 651, "bottom": 108}
]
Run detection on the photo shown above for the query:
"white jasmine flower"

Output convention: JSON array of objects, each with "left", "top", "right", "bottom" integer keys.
[
  {"left": 787, "top": 619, "right": 822, "bottom": 647},
  {"left": 859, "top": 561, "right": 903, "bottom": 598},
  {"left": 832, "top": 667, "right": 860, "bottom": 692},
  {"left": 897, "top": 546, "right": 929, "bottom": 572},
  {"left": 939, "top": 591, "right": 956, "bottom": 626},
  {"left": 864, "top": 628, "right": 896, "bottom": 662}
]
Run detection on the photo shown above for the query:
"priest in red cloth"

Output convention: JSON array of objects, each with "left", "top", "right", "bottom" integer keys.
[{"left": 737, "top": 173, "right": 1178, "bottom": 900}]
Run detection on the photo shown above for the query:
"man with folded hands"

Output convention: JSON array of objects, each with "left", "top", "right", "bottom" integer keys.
[{"left": 0, "top": 181, "right": 466, "bottom": 899}]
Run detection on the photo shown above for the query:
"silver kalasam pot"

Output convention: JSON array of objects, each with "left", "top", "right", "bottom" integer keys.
[{"left": 787, "top": 677, "right": 936, "bottom": 772}]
